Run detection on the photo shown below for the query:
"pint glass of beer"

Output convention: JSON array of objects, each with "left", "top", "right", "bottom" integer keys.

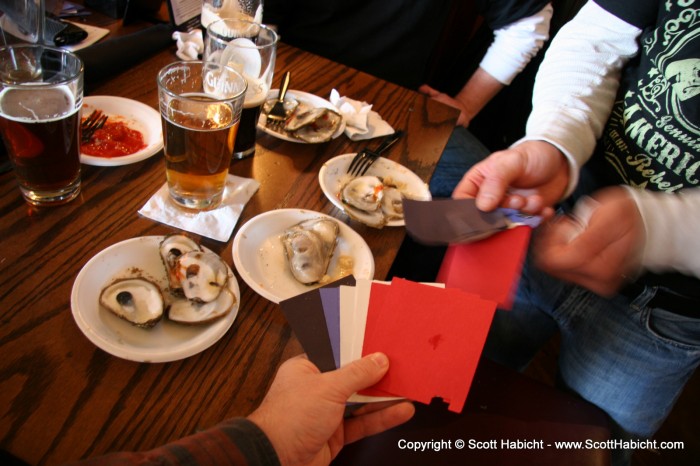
[
  {"left": 0, "top": 45, "right": 84, "bottom": 206},
  {"left": 157, "top": 61, "right": 247, "bottom": 211},
  {"left": 204, "top": 19, "right": 278, "bottom": 158}
]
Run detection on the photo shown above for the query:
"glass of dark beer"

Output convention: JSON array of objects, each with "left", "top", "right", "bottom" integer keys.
[
  {"left": 204, "top": 19, "right": 278, "bottom": 159},
  {"left": 0, "top": 45, "right": 83, "bottom": 206},
  {"left": 158, "top": 61, "right": 247, "bottom": 211}
]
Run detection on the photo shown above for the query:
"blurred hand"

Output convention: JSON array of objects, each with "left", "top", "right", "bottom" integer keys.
[
  {"left": 248, "top": 353, "right": 415, "bottom": 466},
  {"left": 452, "top": 140, "right": 570, "bottom": 217},
  {"left": 533, "top": 187, "right": 645, "bottom": 296},
  {"left": 419, "top": 84, "right": 472, "bottom": 127}
]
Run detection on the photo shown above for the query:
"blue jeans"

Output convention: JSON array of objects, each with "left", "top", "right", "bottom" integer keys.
[
  {"left": 428, "top": 127, "right": 489, "bottom": 198},
  {"left": 484, "top": 252, "right": 700, "bottom": 463}
]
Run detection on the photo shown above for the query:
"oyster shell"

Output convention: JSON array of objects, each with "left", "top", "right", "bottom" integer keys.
[
  {"left": 341, "top": 175, "right": 387, "bottom": 228},
  {"left": 284, "top": 106, "right": 342, "bottom": 143},
  {"left": 282, "top": 218, "right": 339, "bottom": 284},
  {"left": 176, "top": 250, "right": 230, "bottom": 303},
  {"left": 168, "top": 288, "right": 236, "bottom": 325},
  {"left": 159, "top": 234, "right": 202, "bottom": 291},
  {"left": 99, "top": 277, "right": 164, "bottom": 328},
  {"left": 342, "top": 176, "right": 384, "bottom": 211},
  {"left": 381, "top": 186, "right": 404, "bottom": 221}
]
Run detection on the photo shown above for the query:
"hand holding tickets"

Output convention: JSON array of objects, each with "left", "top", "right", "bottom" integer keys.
[{"left": 281, "top": 277, "right": 496, "bottom": 413}]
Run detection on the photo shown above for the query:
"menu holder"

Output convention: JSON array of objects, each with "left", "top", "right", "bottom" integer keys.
[{"left": 165, "top": 0, "right": 201, "bottom": 31}]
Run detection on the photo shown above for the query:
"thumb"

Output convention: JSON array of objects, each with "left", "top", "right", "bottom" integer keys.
[
  {"left": 324, "top": 353, "right": 390, "bottom": 398},
  {"left": 418, "top": 84, "right": 439, "bottom": 96}
]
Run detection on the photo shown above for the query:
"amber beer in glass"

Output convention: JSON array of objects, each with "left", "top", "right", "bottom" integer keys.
[
  {"left": 158, "top": 61, "right": 247, "bottom": 210},
  {"left": 204, "top": 19, "right": 278, "bottom": 158},
  {"left": 0, "top": 45, "right": 83, "bottom": 206}
]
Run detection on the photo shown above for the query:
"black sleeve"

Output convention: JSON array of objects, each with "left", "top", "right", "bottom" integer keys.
[
  {"left": 592, "top": 0, "right": 659, "bottom": 29},
  {"left": 478, "top": 0, "right": 552, "bottom": 30}
]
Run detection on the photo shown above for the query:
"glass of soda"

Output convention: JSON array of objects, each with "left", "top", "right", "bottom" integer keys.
[{"left": 0, "top": 45, "right": 84, "bottom": 206}]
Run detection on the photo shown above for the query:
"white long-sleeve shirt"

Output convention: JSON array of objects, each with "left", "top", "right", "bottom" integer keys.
[
  {"left": 522, "top": 0, "right": 700, "bottom": 279},
  {"left": 480, "top": 3, "right": 553, "bottom": 85}
]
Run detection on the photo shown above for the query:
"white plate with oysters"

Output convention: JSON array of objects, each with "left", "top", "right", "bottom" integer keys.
[
  {"left": 70, "top": 236, "right": 240, "bottom": 363},
  {"left": 257, "top": 89, "right": 345, "bottom": 143},
  {"left": 319, "top": 154, "right": 432, "bottom": 228},
  {"left": 232, "top": 209, "right": 374, "bottom": 303}
]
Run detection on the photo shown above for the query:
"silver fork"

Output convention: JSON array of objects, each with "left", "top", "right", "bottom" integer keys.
[
  {"left": 266, "top": 71, "right": 292, "bottom": 129},
  {"left": 347, "top": 130, "right": 404, "bottom": 177},
  {"left": 81, "top": 110, "right": 108, "bottom": 143}
]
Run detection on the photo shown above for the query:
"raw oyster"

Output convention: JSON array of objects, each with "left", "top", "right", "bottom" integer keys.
[
  {"left": 168, "top": 288, "right": 236, "bottom": 325},
  {"left": 175, "top": 250, "right": 230, "bottom": 303},
  {"left": 284, "top": 106, "right": 342, "bottom": 143},
  {"left": 282, "top": 218, "right": 339, "bottom": 284},
  {"left": 381, "top": 186, "right": 404, "bottom": 221},
  {"left": 159, "top": 234, "right": 202, "bottom": 291},
  {"left": 99, "top": 277, "right": 164, "bottom": 328},
  {"left": 339, "top": 176, "right": 412, "bottom": 228},
  {"left": 340, "top": 175, "right": 387, "bottom": 228},
  {"left": 342, "top": 175, "right": 384, "bottom": 211}
]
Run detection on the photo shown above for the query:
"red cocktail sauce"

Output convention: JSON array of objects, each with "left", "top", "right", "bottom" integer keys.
[{"left": 81, "top": 121, "right": 146, "bottom": 157}]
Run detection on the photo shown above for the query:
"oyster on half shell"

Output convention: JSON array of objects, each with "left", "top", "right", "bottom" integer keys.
[
  {"left": 284, "top": 106, "right": 342, "bottom": 143},
  {"left": 168, "top": 288, "right": 237, "bottom": 325},
  {"left": 340, "top": 175, "right": 387, "bottom": 228},
  {"left": 99, "top": 277, "right": 164, "bottom": 328},
  {"left": 176, "top": 250, "right": 230, "bottom": 303},
  {"left": 159, "top": 234, "right": 202, "bottom": 292},
  {"left": 282, "top": 218, "right": 339, "bottom": 284},
  {"left": 381, "top": 186, "right": 404, "bottom": 221}
]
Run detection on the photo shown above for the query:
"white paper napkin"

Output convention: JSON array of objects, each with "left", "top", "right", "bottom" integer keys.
[
  {"left": 172, "top": 29, "right": 204, "bottom": 60},
  {"left": 138, "top": 174, "right": 260, "bottom": 242},
  {"left": 329, "top": 89, "right": 394, "bottom": 141}
]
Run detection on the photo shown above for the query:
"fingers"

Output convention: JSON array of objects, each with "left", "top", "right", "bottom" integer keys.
[
  {"left": 534, "top": 190, "right": 644, "bottom": 296},
  {"left": 470, "top": 154, "right": 524, "bottom": 211},
  {"left": 343, "top": 402, "right": 416, "bottom": 445},
  {"left": 323, "top": 353, "right": 390, "bottom": 399},
  {"left": 418, "top": 84, "right": 439, "bottom": 97}
]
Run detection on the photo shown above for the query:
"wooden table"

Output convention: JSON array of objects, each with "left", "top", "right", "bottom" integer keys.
[{"left": 0, "top": 40, "right": 458, "bottom": 464}]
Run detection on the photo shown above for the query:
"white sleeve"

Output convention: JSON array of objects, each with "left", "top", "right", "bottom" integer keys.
[
  {"left": 521, "top": 1, "right": 642, "bottom": 196},
  {"left": 626, "top": 187, "right": 700, "bottom": 278},
  {"left": 479, "top": 3, "right": 553, "bottom": 85}
]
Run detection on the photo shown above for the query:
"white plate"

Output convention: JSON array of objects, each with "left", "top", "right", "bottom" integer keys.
[
  {"left": 80, "top": 96, "right": 163, "bottom": 166},
  {"left": 70, "top": 236, "right": 240, "bottom": 363},
  {"left": 232, "top": 209, "right": 374, "bottom": 303},
  {"left": 319, "top": 153, "right": 432, "bottom": 227},
  {"left": 257, "top": 89, "right": 345, "bottom": 143}
]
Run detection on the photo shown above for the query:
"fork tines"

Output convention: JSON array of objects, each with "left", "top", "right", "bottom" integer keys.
[
  {"left": 347, "top": 150, "right": 376, "bottom": 177},
  {"left": 81, "top": 110, "right": 108, "bottom": 142},
  {"left": 265, "top": 114, "right": 286, "bottom": 130}
]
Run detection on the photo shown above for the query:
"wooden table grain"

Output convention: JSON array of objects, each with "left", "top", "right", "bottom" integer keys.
[{"left": 0, "top": 41, "right": 458, "bottom": 464}]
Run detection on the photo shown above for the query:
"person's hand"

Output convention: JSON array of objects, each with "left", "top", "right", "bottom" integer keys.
[
  {"left": 452, "top": 140, "right": 570, "bottom": 217},
  {"left": 247, "top": 353, "right": 415, "bottom": 466},
  {"left": 533, "top": 187, "right": 645, "bottom": 296},
  {"left": 419, "top": 84, "right": 472, "bottom": 127}
]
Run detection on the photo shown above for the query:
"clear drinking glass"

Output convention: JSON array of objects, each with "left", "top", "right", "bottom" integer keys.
[
  {"left": 204, "top": 19, "right": 278, "bottom": 158},
  {"left": 0, "top": 45, "right": 84, "bottom": 206},
  {"left": 200, "top": 0, "right": 264, "bottom": 29},
  {"left": 157, "top": 60, "right": 247, "bottom": 211}
]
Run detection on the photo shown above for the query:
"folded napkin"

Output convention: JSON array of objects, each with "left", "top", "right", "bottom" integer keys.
[
  {"left": 172, "top": 29, "right": 203, "bottom": 60},
  {"left": 329, "top": 89, "right": 394, "bottom": 141},
  {"left": 138, "top": 174, "right": 260, "bottom": 242}
]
